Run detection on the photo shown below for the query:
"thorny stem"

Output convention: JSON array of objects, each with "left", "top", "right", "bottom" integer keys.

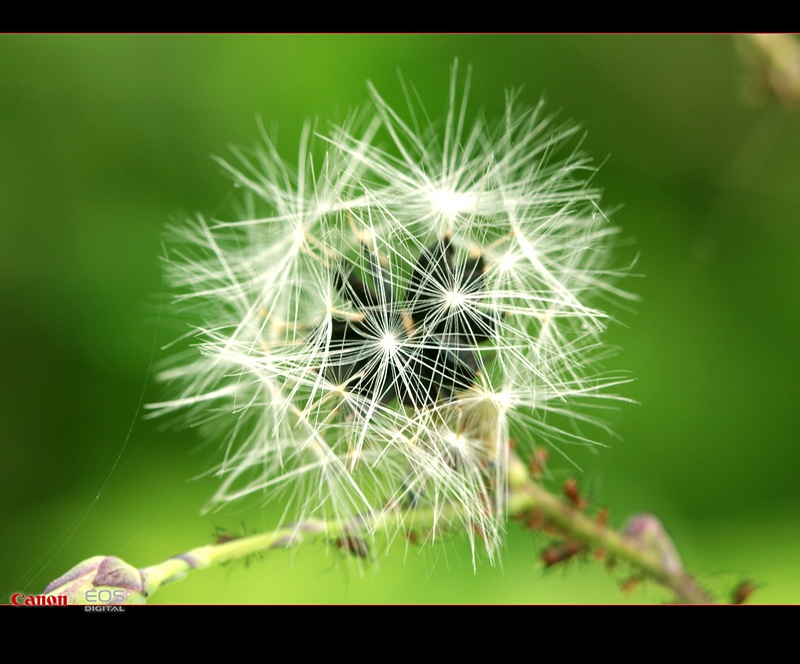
[
  {"left": 507, "top": 467, "right": 715, "bottom": 604},
  {"left": 134, "top": 452, "right": 716, "bottom": 604}
]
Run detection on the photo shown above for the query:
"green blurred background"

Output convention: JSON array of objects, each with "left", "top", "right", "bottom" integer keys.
[{"left": 2, "top": 34, "right": 799, "bottom": 604}]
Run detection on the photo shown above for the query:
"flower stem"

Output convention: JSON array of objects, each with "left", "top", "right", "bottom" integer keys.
[
  {"left": 509, "top": 476, "right": 714, "bottom": 604},
  {"left": 135, "top": 453, "right": 715, "bottom": 604}
]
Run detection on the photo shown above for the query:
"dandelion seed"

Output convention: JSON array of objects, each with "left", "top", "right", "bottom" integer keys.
[{"left": 149, "top": 62, "right": 631, "bottom": 565}]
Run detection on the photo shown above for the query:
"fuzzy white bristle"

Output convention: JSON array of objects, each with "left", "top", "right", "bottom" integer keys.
[{"left": 148, "top": 62, "right": 631, "bottom": 565}]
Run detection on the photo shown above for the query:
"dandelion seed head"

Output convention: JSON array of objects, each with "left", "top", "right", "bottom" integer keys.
[
  {"left": 428, "top": 187, "right": 477, "bottom": 222},
  {"left": 496, "top": 251, "right": 518, "bottom": 273},
  {"left": 444, "top": 288, "right": 466, "bottom": 310},
  {"left": 151, "top": 62, "right": 632, "bottom": 565},
  {"left": 379, "top": 331, "right": 398, "bottom": 355}
]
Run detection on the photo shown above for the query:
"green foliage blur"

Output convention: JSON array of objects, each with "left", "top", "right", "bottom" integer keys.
[{"left": 2, "top": 34, "right": 799, "bottom": 604}]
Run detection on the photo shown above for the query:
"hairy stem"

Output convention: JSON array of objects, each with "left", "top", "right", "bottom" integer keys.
[{"left": 134, "top": 453, "right": 714, "bottom": 604}]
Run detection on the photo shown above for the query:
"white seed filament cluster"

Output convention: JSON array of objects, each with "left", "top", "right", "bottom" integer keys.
[{"left": 150, "top": 65, "right": 631, "bottom": 563}]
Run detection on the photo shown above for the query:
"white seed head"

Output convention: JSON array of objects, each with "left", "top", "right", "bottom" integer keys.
[{"left": 150, "top": 63, "right": 632, "bottom": 564}]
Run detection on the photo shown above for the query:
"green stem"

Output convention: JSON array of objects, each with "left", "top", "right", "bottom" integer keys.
[
  {"left": 136, "top": 454, "right": 714, "bottom": 604},
  {"left": 510, "top": 480, "right": 714, "bottom": 604},
  {"left": 140, "top": 521, "right": 328, "bottom": 596}
]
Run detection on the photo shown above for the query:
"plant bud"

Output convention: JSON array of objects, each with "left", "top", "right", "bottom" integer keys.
[
  {"left": 624, "top": 513, "right": 684, "bottom": 575},
  {"left": 43, "top": 555, "right": 146, "bottom": 605}
]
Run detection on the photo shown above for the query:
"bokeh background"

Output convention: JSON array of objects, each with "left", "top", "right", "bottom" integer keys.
[{"left": 2, "top": 34, "right": 799, "bottom": 604}]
